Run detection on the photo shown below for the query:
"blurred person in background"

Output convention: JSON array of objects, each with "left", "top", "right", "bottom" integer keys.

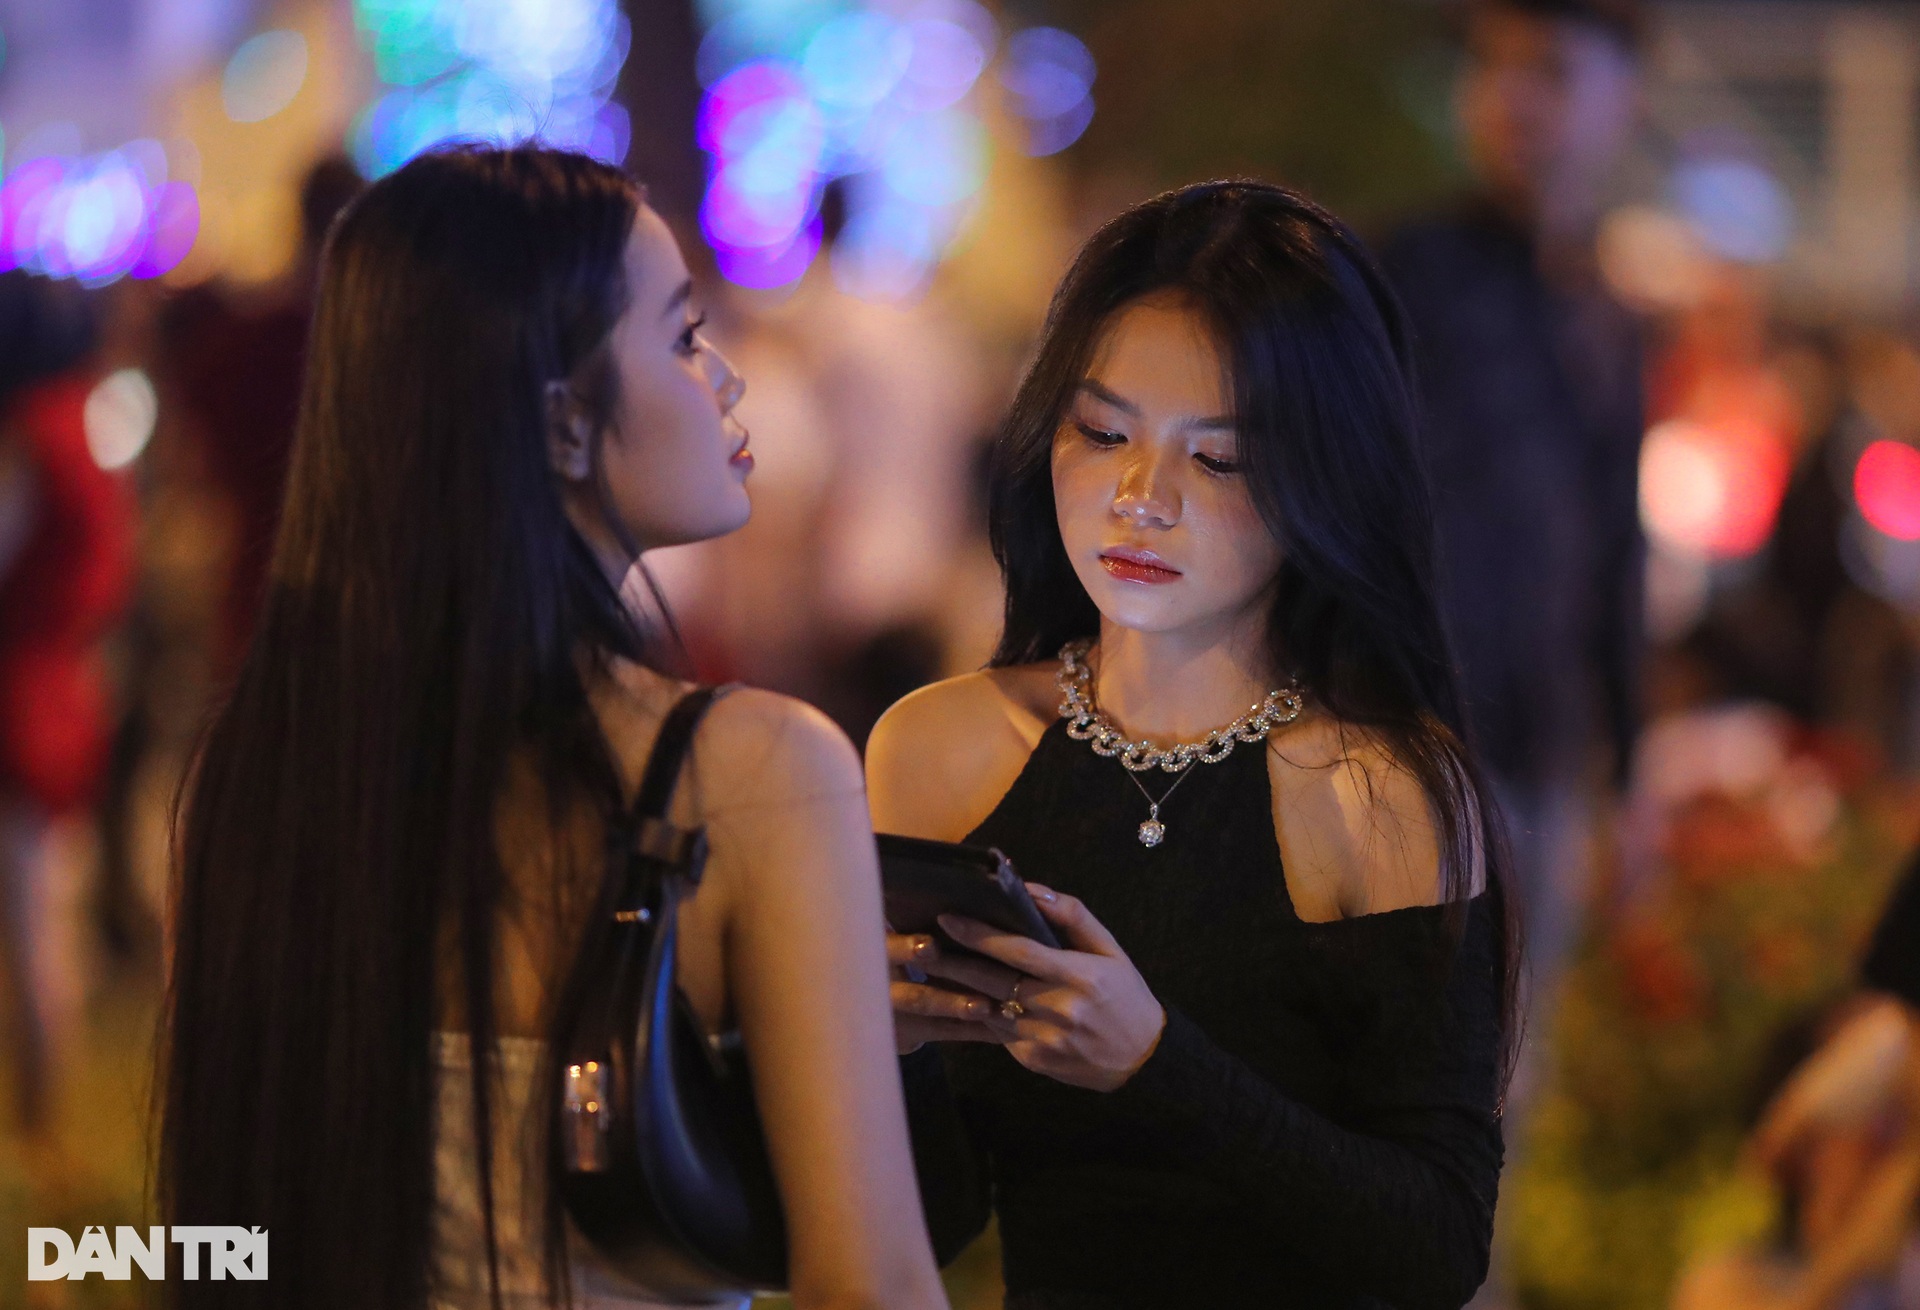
[
  {"left": 161, "top": 146, "right": 951, "bottom": 1310},
  {"left": 649, "top": 183, "right": 998, "bottom": 743},
  {"left": 872, "top": 182, "right": 1515, "bottom": 1310},
  {"left": 1380, "top": 0, "right": 1648, "bottom": 1106},
  {"left": 1672, "top": 853, "right": 1920, "bottom": 1310},
  {"left": 796, "top": 187, "right": 996, "bottom": 739},
  {"left": 0, "top": 271, "right": 133, "bottom": 1142}
]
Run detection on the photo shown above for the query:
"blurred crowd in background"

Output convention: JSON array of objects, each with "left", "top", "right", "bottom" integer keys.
[{"left": 8, "top": 0, "right": 1920, "bottom": 1307}]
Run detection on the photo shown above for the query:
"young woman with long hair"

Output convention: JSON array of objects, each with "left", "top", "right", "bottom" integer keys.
[
  {"left": 869, "top": 180, "right": 1520, "bottom": 1309},
  {"left": 160, "top": 146, "right": 951, "bottom": 1310}
]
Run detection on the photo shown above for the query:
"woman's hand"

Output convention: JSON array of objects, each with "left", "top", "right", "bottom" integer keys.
[
  {"left": 885, "top": 930, "right": 1022, "bottom": 1055},
  {"left": 937, "top": 884, "right": 1166, "bottom": 1092}
]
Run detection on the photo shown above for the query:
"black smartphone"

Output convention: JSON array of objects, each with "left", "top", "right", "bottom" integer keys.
[{"left": 876, "top": 833, "right": 1061, "bottom": 957}]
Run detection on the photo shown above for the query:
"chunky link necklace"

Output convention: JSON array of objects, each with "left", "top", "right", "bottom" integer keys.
[{"left": 1055, "top": 639, "right": 1305, "bottom": 847}]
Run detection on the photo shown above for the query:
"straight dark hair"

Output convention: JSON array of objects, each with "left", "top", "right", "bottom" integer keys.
[
  {"left": 160, "top": 145, "right": 648, "bottom": 1309},
  {"left": 989, "top": 179, "right": 1522, "bottom": 1077}
]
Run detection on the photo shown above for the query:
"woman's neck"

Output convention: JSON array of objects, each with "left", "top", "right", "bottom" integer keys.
[{"left": 1090, "top": 612, "right": 1277, "bottom": 745}]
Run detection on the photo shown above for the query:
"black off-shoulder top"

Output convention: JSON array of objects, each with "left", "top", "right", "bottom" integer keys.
[{"left": 901, "top": 718, "right": 1506, "bottom": 1310}]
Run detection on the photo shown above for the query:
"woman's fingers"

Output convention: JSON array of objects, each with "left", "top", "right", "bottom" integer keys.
[
  {"left": 902, "top": 1017, "right": 1013, "bottom": 1046},
  {"left": 937, "top": 914, "right": 1077, "bottom": 982},
  {"left": 891, "top": 978, "right": 996, "bottom": 1023},
  {"left": 886, "top": 932, "right": 937, "bottom": 968},
  {"left": 893, "top": 977, "right": 1021, "bottom": 1052},
  {"left": 887, "top": 931, "right": 1026, "bottom": 998},
  {"left": 919, "top": 950, "right": 1023, "bottom": 1000},
  {"left": 1027, "top": 884, "right": 1123, "bottom": 958}
]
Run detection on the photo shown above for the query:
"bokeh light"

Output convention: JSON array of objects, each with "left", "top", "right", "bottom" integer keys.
[
  {"left": 1639, "top": 417, "right": 1793, "bottom": 559},
  {"left": 695, "top": 1, "right": 1093, "bottom": 299},
  {"left": 1671, "top": 155, "right": 1793, "bottom": 265},
  {"left": 84, "top": 368, "right": 159, "bottom": 471},
  {"left": 997, "top": 27, "right": 1095, "bottom": 157},
  {"left": 1856, "top": 439, "right": 1920, "bottom": 542},
  {"left": 0, "top": 141, "right": 199, "bottom": 288},
  {"left": 351, "top": 0, "right": 632, "bottom": 177},
  {"left": 222, "top": 30, "right": 310, "bottom": 123}
]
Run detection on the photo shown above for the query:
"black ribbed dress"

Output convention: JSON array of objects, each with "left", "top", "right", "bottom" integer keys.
[{"left": 902, "top": 719, "right": 1506, "bottom": 1310}]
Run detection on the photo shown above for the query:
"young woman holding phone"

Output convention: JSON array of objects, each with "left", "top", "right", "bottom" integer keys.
[{"left": 869, "top": 181, "right": 1519, "bottom": 1309}]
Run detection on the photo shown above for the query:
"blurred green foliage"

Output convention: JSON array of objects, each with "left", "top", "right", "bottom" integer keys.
[{"left": 1509, "top": 752, "right": 1919, "bottom": 1309}]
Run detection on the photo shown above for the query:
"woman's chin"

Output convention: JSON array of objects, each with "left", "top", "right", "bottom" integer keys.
[
  {"left": 642, "top": 492, "right": 754, "bottom": 550},
  {"left": 1088, "top": 592, "right": 1202, "bottom": 635}
]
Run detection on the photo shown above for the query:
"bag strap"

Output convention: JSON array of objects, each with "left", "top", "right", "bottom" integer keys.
[{"left": 619, "top": 684, "right": 733, "bottom": 883}]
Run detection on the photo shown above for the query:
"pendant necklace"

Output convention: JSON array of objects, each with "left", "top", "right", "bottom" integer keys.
[
  {"left": 1122, "top": 767, "right": 1196, "bottom": 848},
  {"left": 1055, "top": 639, "right": 1305, "bottom": 848}
]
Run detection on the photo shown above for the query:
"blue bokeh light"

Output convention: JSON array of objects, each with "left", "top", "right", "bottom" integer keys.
[
  {"left": 696, "top": 1, "right": 1093, "bottom": 298},
  {"left": 1671, "top": 156, "right": 1794, "bottom": 265},
  {"left": 998, "top": 27, "right": 1095, "bottom": 157},
  {"left": 352, "top": 0, "right": 632, "bottom": 177}
]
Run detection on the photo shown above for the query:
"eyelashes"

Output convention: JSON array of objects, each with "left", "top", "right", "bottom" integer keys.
[
  {"left": 1072, "top": 422, "right": 1241, "bottom": 476},
  {"left": 677, "top": 313, "right": 708, "bottom": 355}
]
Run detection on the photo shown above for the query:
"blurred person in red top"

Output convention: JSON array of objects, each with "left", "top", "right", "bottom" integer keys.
[
  {"left": 163, "top": 155, "right": 363, "bottom": 674},
  {"left": 0, "top": 269, "right": 134, "bottom": 1137}
]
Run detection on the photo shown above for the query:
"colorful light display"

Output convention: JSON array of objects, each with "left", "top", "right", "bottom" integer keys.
[
  {"left": 1855, "top": 439, "right": 1920, "bottom": 543},
  {"left": 0, "top": 140, "right": 199, "bottom": 287},
  {"left": 351, "top": 0, "right": 633, "bottom": 178},
  {"left": 695, "top": 1, "right": 1094, "bottom": 298},
  {"left": 1639, "top": 416, "right": 1792, "bottom": 559}
]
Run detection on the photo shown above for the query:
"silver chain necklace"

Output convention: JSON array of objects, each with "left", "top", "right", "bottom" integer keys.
[{"left": 1055, "top": 639, "right": 1305, "bottom": 847}]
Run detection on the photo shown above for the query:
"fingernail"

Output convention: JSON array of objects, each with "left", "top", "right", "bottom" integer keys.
[
  {"left": 1028, "top": 882, "right": 1057, "bottom": 904},
  {"left": 937, "top": 914, "right": 967, "bottom": 936}
]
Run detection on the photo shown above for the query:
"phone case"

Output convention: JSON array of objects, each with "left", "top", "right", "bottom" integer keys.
[{"left": 876, "top": 833, "right": 1061, "bottom": 952}]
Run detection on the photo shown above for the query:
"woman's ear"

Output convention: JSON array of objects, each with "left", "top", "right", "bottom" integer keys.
[{"left": 545, "top": 379, "right": 595, "bottom": 482}]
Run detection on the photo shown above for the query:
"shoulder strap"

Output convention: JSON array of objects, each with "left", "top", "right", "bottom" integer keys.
[
  {"left": 621, "top": 685, "right": 734, "bottom": 869},
  {"left": 631, "top": 686, "right": 727, "bottom": 821}
]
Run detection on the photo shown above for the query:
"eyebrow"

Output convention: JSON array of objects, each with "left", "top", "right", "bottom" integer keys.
[
  {"left": 660, "top": 278, "right": 694, "bottom": 318},
  {"left": 1075, "top": 379, "right": 1234, "bottom": 432}
]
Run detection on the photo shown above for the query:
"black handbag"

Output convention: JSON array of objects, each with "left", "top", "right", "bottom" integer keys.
[{"left": 553, "top": 685, "right": 789, "bottom": 1300}]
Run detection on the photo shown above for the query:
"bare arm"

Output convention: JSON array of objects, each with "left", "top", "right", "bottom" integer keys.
[
  {"left": 693, "top": 691, "right": 950, "bottom": 1310},
  {"left": 1762, "top": 1003, "right": 1920, "bottom": 1310}
]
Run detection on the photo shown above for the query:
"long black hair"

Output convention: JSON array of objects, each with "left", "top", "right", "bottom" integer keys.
[
  {"left": 160, "top": 145, "right": 647, "bottom": 1309},
  {"left": 989, "top": 179, "right": 1521, "bottom": 1071}
]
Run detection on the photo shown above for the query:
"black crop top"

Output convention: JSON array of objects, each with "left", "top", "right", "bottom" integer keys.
[{"left": 901, "top": 719, "right": 1506, "bottom": 1310}]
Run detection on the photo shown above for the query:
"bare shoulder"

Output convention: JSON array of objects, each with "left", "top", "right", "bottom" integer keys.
[
  {"left": 593, "top": 660, "right": 861, "bottom": 812},
  {"left": 866, "top": 664, "right": 1055, "bottom": 842},
  {"left": 694, "top": 686, "right": 864, "bottom": 808},
  {"left": 1267, "top": 712, "right": 1483, "bottom": 921}
]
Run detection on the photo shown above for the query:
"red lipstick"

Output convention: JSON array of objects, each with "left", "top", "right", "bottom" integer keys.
[{"left": 1099, "top": 546, "right": 1182, "bottom": 584}]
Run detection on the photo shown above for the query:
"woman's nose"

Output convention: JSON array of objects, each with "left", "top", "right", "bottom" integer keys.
[
  {"left": 707, "top": 343, "right": 745, "bottom": 412},
  {"left": 1111, "top": 451, "right": 1178, "bottom": 528}
]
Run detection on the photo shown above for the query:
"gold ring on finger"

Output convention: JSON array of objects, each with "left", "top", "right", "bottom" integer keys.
[{"left": 999, "top": 976, "right": 1026, "bottom": 1021}]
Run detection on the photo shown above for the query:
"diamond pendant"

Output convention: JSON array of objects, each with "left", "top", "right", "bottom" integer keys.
[{"left": 1138, "top": 817, "right": 1166, "bottom": 847}]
